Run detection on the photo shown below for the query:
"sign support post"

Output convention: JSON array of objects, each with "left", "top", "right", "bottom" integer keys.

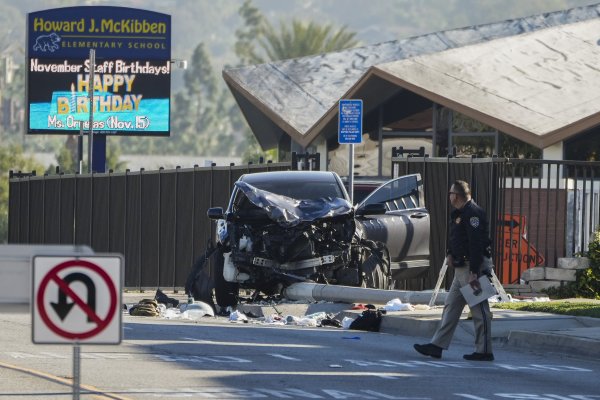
[
  {"left": 87, "top": 49, "right": 95, "bottom": 174},
  {"left": 73, "top": 343, "right": 81, "bottom": 399},
  {"left": 77, "top": 124, "right": 84, "bottom": 175},
  {"left": 338, "top": 99, "right": 363, "bottom": 204},
  {"left": 348, "top": 144, "right": 355, "bottom": 203},
  {"left": 32, "top": 255, "right": 123, "bottom": 398}
]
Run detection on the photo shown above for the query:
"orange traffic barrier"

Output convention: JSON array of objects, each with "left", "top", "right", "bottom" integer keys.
[{"left": 498, "top": 214, "right": 544, "bottom": 284}]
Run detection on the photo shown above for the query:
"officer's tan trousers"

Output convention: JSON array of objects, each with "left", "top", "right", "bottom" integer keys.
[{"left": 431, "top": 266, "right": 493, "bottom": 354}]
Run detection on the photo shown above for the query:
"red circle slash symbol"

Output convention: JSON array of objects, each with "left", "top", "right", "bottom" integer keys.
[{"left": 37, "top": 260, "right": 117, "bottom": 340}]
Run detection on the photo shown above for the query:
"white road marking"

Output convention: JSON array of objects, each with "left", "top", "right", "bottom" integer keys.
[
  {"left": 179, "top": 337, "right": 320, "bottom": 348},
  {"left": 121, "top": 387, "right": 433, "bottom": 399},
  {"left": 268, "top": 353, "right": 301, "bottom": 361}
]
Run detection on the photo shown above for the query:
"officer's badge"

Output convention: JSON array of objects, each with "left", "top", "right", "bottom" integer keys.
[
  {"left": 470, "top": 216, "right": 480, "bottom": 228},
  {"left": 455, "top": 217, "right": 461, "bottom": 224}
]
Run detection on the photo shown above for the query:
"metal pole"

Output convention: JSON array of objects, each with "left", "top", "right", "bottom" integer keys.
[
  {"left": 72, "top": 344, "right": 81, "bottom": 399},
  {"left": 87, "top": 49, "right": 95, "bottom": 173},
  {"left": 284, "top": 282, "right": 447, "bottom": 305},
  {"left": 432, "top": 103, "right": 437, "bottom": 157},
  {"left": 78, "top": 124, "right": 83, "bottom": 175},
  {"left": 348, "top": 143, "right": 354, "bottom": 204},
  {"left": 377, "top": 108, "right": 383, "bottom": 177}
]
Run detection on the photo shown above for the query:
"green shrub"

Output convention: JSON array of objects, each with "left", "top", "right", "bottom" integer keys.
[{"left": 544, "top": 228, "right": 600, "bottom": 300}]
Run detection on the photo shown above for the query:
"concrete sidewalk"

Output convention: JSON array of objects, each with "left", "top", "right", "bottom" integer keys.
[
  {"left": 378, "top": 306, "right": 600, "bottom": 359},
  {"left": 124, "top": 290, "right": 600, "bottom": 359}
]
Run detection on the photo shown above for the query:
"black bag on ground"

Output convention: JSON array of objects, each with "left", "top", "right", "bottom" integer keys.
[
  {"left": 154, "top": 288, "right": 180, "bottom": 308},
  {"left": 349, "top": 309, "right": 385, "bottom": 332}
]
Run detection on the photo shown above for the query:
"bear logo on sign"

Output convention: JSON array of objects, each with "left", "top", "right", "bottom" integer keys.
[{"left": 33, "top": 33, "right": 61, "bottom": 53}]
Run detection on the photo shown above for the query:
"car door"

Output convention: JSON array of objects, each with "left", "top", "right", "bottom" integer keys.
[{"left": 356, "top": 174, "right": 430, "bottom": 274}]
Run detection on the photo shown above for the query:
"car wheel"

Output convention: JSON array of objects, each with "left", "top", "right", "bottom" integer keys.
[
  {"left": 213, "top": 250, "right": 239, "bottom": 308},
  {"left": 360, "top": 241, "right": 391, "bottom": 290},
  {"left": 185, "top": 245, "right": 239, "bottom": 311}
]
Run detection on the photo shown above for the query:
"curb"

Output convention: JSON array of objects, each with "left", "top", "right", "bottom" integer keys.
[
  {"left": 507, "top": 330, "right": 600, "bottom": 359},
  {"left": 379, "top": 314, "right": 440, "bottom": 339}
]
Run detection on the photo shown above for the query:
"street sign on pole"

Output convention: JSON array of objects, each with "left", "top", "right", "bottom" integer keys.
[
  {"left": 88, "top": 49, "right": 95, "bottom": 174},
  {"left": 338, "top": 99, "right": 363, "bottom": 145},
  {"left": 32, "top": 255, "right": 123, "bottom": 345},
  {"left": 338, "top": 99, "right": 363, "bottom": 204}
]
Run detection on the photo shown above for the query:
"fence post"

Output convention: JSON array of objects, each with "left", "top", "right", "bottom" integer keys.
[
  {"left": 469, "top": 154, "right": 476, "bottom": 193},
  {"left": 157, "top": 167, "right": 163, "bottom": 288},
  {"left": 42, "top": 175, "right": 46, "bottom": 243},
  {"left": 107, "top": 169, "right": 111, "bottom": 251},
  {"left": 58, "top": 172, "right": 62, "bottom": 242},
  {"left": 173, "top": 166, "right": 180, "bottom": 291},
  {"left": 138, "top": 168, "right": 144, "bottom": 291},
  {"left": 191, "top": 165, "right": 197, "bottom": 271},
  {"left": 124, "top": 169, "right": 129, "bottom": 276}
]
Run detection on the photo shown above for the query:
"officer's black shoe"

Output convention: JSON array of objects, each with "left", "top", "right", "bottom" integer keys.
[
  {"left": 463, "top": 352, "right": 494, "bottom": 361},
  {"left": 413, "top": 343, "right": 442, "bottom": 359}
]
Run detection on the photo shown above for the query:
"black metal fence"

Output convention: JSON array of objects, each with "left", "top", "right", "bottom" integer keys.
[
  {"left": 8, "top": 162, "right": 290, "bottom": 289},
  {"left": 9, "top": 155, "right": 600, "bottom": 292},
  {"left": 393, "top": 156, "right": 600, "bottom": 288}
]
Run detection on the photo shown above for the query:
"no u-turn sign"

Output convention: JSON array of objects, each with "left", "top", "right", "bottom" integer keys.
[{"left": 32, "top": 255, "right": 123, "bottom": 344}]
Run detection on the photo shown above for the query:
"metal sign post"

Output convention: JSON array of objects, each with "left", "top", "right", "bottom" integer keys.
[
  {"left": 32, "top": 255, "right": 123, "bottom": 399},
  {"left": 73, "top": 343, "right": 81, "bottom": 399},
  {"left": 349, "top": 144, "right": 355, "bottom": 202},
  {"left": 87, "top": 49, "right": 95, "bottom": 174},
  {"left": 78, "top": 123, "right": 84, "bottom": 174},
  {"left": 338, "top": 99, "right": 363, "bottom": 204}
]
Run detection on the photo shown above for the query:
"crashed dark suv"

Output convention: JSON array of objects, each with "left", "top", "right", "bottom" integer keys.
[{"left": 186, "top": 171, "right": 430, "bottom": 308}]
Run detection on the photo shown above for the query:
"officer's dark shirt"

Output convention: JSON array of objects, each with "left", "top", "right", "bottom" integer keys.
[{"left": 448, "top": 199, "right": 491, "bottom": 274}]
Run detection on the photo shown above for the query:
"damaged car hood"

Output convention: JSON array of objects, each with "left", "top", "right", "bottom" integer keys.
[{"left": 235, "top": 181, "right": 353, "bottom": 227}]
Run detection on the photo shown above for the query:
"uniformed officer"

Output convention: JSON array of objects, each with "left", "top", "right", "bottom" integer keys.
[{"left": 414, "top": 180, "right": 494, "bottom": 361}]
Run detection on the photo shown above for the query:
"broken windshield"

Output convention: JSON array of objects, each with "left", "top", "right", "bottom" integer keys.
[{"left": 234, "top": 181, "right": 352, "bottom": 227}]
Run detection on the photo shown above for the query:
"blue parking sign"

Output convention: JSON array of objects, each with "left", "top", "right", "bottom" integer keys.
[{"left": 338, "top": 99, "right": 363, "bottom": 144}]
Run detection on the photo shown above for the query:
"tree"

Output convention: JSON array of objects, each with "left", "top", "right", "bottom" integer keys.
[
  {"left": 105, "top": 140, "right": 128, "bottom": 171},
  {"left": 170, "top": 42, "right": 242, "bottom": 156},
  {"left": 0, "top": 61, "right": 25, "bottom": 145},
  {"left": 181, "top": 43, "right": 222, "bottom": 154},
  {"left": 233, "top": 0, "right": 360, "bottom": 161},
  {"left": 234, "top": 0, "right": 268, "bottom": 65},
  {"left": 235, "top": 0, "right": 358, "bottom": 64},
  {"left": 0, "top": 144, "right": 44, "bottom": 243},
  {"left": 260, "top": 20, "right": 358, "bottom": 62},
  {"left": 119, "top": 41, "right": 241, "bottom": 157},
  {"left": 45, "top": 136, "right": 127, "bottom": 174}
]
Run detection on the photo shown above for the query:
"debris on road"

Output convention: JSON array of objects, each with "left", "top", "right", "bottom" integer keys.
[
  {"left": 229, "top": 310, "right": 248, "bottom": 322},
  {"left": 383, "top": 298, "right": 414, "bottom": 311},
  {"left": 128, "top": 299, "right": 161, "bottom": 317},
  {"left": 182, "top": 301, "right": 216, "bottom": 319},
  {"left": 348, "top": 308, "right": 385, "bottom": 332}
]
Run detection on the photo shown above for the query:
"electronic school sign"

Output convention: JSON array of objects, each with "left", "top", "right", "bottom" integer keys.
[{"left": 26, "top": 7, "right": 171, "bottom": 136}]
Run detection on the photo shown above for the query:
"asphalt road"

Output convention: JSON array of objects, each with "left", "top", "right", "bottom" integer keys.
[{"left": 1, "top": 310, "right": 600, "bottom": 400}]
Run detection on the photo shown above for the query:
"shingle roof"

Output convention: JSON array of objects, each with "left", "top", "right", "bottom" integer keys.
[{"left": 223, "top": 3, "right": 600, "bottom": 149}]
